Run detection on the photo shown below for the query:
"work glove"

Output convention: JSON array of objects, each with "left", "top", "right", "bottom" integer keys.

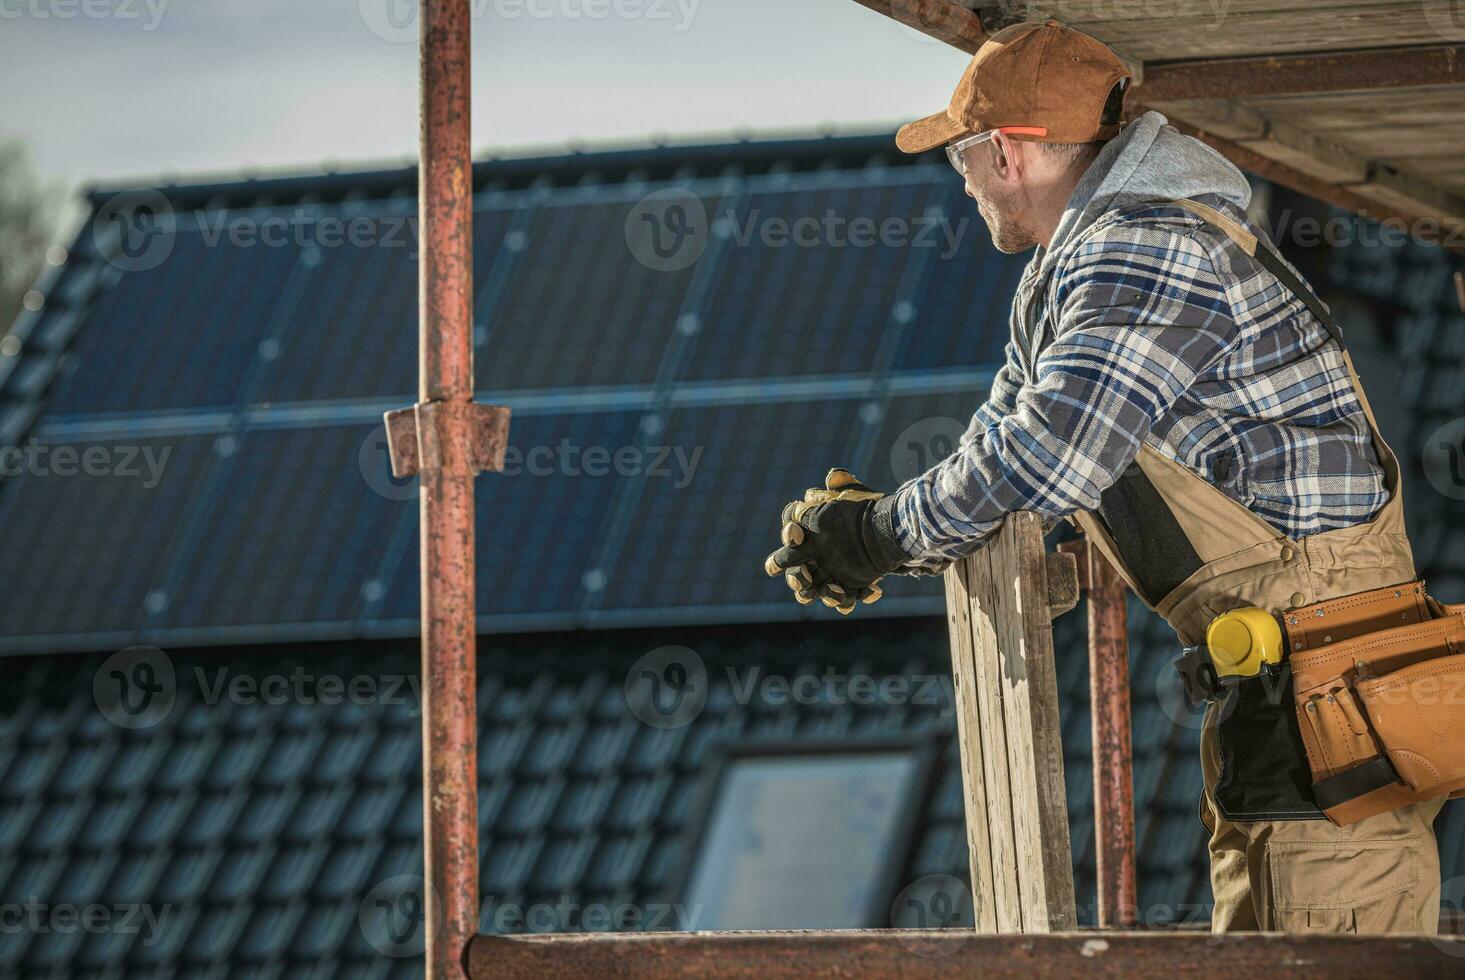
[{"left": 763, "top": 468, "right": 907, "bottom": 615}]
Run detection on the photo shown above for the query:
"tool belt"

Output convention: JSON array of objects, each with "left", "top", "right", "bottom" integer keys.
[{"left": 1177, "top": 580, "right": 1465, "bottom": 825}]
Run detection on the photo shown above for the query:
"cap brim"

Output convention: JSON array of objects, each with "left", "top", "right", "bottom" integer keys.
[{"left": 895, "top": 110, "right": 967, "bottom": 154}]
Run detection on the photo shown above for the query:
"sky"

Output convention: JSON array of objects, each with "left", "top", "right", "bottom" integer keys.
[{"left": 0, "top": 0, "right": 971, "bottom": 195}]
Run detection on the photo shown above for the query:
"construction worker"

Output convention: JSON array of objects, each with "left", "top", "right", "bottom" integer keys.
[{"left": 766, "top": 21, "right": 1452, "bottom": 934}]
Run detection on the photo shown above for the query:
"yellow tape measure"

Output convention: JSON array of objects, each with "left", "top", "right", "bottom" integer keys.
[{"left": 1205, "top": 607, "right": 1284, "bottom": 678}]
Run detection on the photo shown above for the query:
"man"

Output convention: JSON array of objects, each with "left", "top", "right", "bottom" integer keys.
[{"left": 766, "top": 21, "right": 1447, "bottom": 934}]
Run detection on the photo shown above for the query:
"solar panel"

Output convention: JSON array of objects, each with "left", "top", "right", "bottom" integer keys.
[
  {"left": 681, "top": 179, "right": 946, "bottom": 383},
  {"left": 46, "top": 229, "right": 302, "bottom": 415},
  {"left": 895, "top": 198, "right": 1027, "bottom": 372},
  {"left": 162, "top": 423, "right": 412, "bottom": 630},
  {"left": 0, "top": 433, "right": 212, "bottom": 641},
  {"left": 0, "top": 157, "right": 1071, "bottom": 643},
  {"left": 257, "top": 205, "right": 518, "bottom": 404},
  {"left": 380, "top": 408, "right": 644, "bottom": 624},
  {"left": 597, "top": 397, "right": 876, "bottom": 613},
  {"left": 13, "top": 144, "right": 1454, "bottom": 650},
  {"left": 477, "top": 196, "right": 721, "bottom": 393}
]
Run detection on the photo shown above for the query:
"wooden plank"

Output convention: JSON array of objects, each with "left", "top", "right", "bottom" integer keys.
[
  {"left": 1134, "top": 43, "right": 1465, "bottom": 101},
  {"left": 942, "top": 560, "right": 999, "bottom": 932},
  {"left": 1141, "top": 98, "right": 1267, "bottom": 141},
  {"left": 1303, "top": 119, "right": 1465, "bottom": 159},
  {"left": 1384, "top": 155, "right": 1465, "bottom": 177},
  {"left": 1352, "top": 167, "right": 1465, "bottom": 221},
  {"left": 851, "top": 0, "right": 986, "bottom": 52},
  {"left": 991, "top": 512, "right": 1076, "bottom": 931},
  {"left": 1242, "top": 85, "right": 1465, "bottom": 131},
  {"left": 1046, "top": 550, "right": 1080, "bottom": 619},
  {"left": 468, "top": 929, "right": 1465, "bottom": 980},
  {"left": 950, "top": 552, "right": 1024, "bottom": 931},
  {"left": 1237, "top": 118, "right": 1370, "bottom": 184},
  {"left": 1054, "top": 3, "right": 1461, "bottom": 61},
  {"left": 1028, "top": 0, "right": 1418, "bottom": 22},
  {"left": 1379, "top": 153, "right": 1465, "bottom": 181},
  {"left": 945, "top": 512, "right": 1076, "bottom": 934}
]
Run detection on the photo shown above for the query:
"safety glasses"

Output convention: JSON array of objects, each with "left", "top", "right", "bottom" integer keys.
[{"left": 945, "top": 126, "right": 1049, "bottom": 177}]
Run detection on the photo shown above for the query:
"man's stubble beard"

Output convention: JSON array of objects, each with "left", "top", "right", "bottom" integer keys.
[{"left": 977, "top": 187, "right": 1038, "bottom": 255}]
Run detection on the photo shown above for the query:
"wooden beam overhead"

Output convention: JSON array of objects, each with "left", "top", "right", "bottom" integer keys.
[
  {"left": 850, "top": 0, "right": 986, "bottom": 53},
  {"left": 1137, "top": 43, "right": 1465, "bottom": 102},
  {"left": 846, "top": 0, "right": 1465, "bottom": 252}
]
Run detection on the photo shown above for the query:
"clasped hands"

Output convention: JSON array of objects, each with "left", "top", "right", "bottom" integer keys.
[{"left": 763, "top": 468, "right": 904, "bottom": 615}]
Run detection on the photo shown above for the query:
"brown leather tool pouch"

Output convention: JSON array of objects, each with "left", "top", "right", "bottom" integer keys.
[
  {"left": 1289, "top": 581, "right": 1465, "bottom": 825},
  {"left": 1355, "top": 649, "right": 1465, "bottom": 793}
]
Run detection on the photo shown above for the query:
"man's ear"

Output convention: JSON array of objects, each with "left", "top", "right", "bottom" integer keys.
[{"left": 989, "top": 130, "right": 1024, "bottom": 184}]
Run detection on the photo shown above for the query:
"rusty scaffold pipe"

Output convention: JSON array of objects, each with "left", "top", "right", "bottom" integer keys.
[
  {"left": 1061, "top": 538, "right": 1138, "bottom": 929},
  {"left": 384, "top": 1, "right": 509, "bottom": 975}
]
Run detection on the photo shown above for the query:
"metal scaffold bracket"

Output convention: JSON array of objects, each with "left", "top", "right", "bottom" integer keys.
[{"left": 384, "top": 402, "right": 510, "bottom": 479}]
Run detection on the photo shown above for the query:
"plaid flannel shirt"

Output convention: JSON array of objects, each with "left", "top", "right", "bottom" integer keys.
[{"left": 888, "top": 199, "right": 1387, "bottom": 575}]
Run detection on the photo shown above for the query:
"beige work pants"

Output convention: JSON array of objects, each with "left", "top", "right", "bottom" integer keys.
[{"left": 1201, "top": 720, "right": 1445, "bottom": 933}]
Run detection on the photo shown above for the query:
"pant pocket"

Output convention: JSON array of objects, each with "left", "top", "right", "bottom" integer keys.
[{"left": 1264, "top": 838, "right": 1421, "bottom": 934}]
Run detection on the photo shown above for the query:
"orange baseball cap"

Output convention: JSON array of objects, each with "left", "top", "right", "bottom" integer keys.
[{"left": 896, "top": 20, "right": 1131, "bottom": 154}]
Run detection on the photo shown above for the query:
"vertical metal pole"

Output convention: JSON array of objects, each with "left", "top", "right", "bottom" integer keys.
[
  {"left": 1085, "top": 545, "right": 1137, "bottom": 928},
  {"left": 420, "top": 1, "right": 478, "bottom": 976}
]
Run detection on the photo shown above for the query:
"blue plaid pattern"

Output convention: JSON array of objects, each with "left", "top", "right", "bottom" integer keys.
[{"left": 890, "top": 200, "right": 1388, "bottom": 574}]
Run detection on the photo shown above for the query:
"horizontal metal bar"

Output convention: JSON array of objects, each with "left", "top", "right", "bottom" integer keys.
[
  {"left": 1137, "top": 43, "right": 1465, "bottom": 103},
  {"left": 33, "top": 368, "right": 1000, "bottom": 441},
  {"left": 0, "top": 596, "right": 952, "bottom": 659},
  {"left": 467, "top": 930, "right": 1465, "bottom": 979}
]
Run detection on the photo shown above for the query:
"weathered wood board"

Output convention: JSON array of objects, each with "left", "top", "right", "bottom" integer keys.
[{"left": 942, "top": 511, "right": 1077, "bottom": 932}]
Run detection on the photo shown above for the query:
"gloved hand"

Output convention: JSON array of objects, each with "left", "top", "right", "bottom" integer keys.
[{"left": 764, "top": 468, "right": 907, "bottom": 615}]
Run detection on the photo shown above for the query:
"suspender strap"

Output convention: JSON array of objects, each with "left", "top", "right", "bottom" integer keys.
[
  {"left": 1094, "top": 198, "right": 1356, "bottom": 608},
  {"left": 1095, "top": 464, "right": 1204, "bottom": 605},
  {"left": 1170, "top": 198, "right": 1392, "bottom": 460},
  {"left": 1168, "top": 198, "right": 1345, "bottom": 350}
]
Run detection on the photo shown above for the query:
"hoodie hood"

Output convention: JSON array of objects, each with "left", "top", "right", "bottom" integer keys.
[{"left": 1039, "top": 111, "right": 1252, "bottom": 280}]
